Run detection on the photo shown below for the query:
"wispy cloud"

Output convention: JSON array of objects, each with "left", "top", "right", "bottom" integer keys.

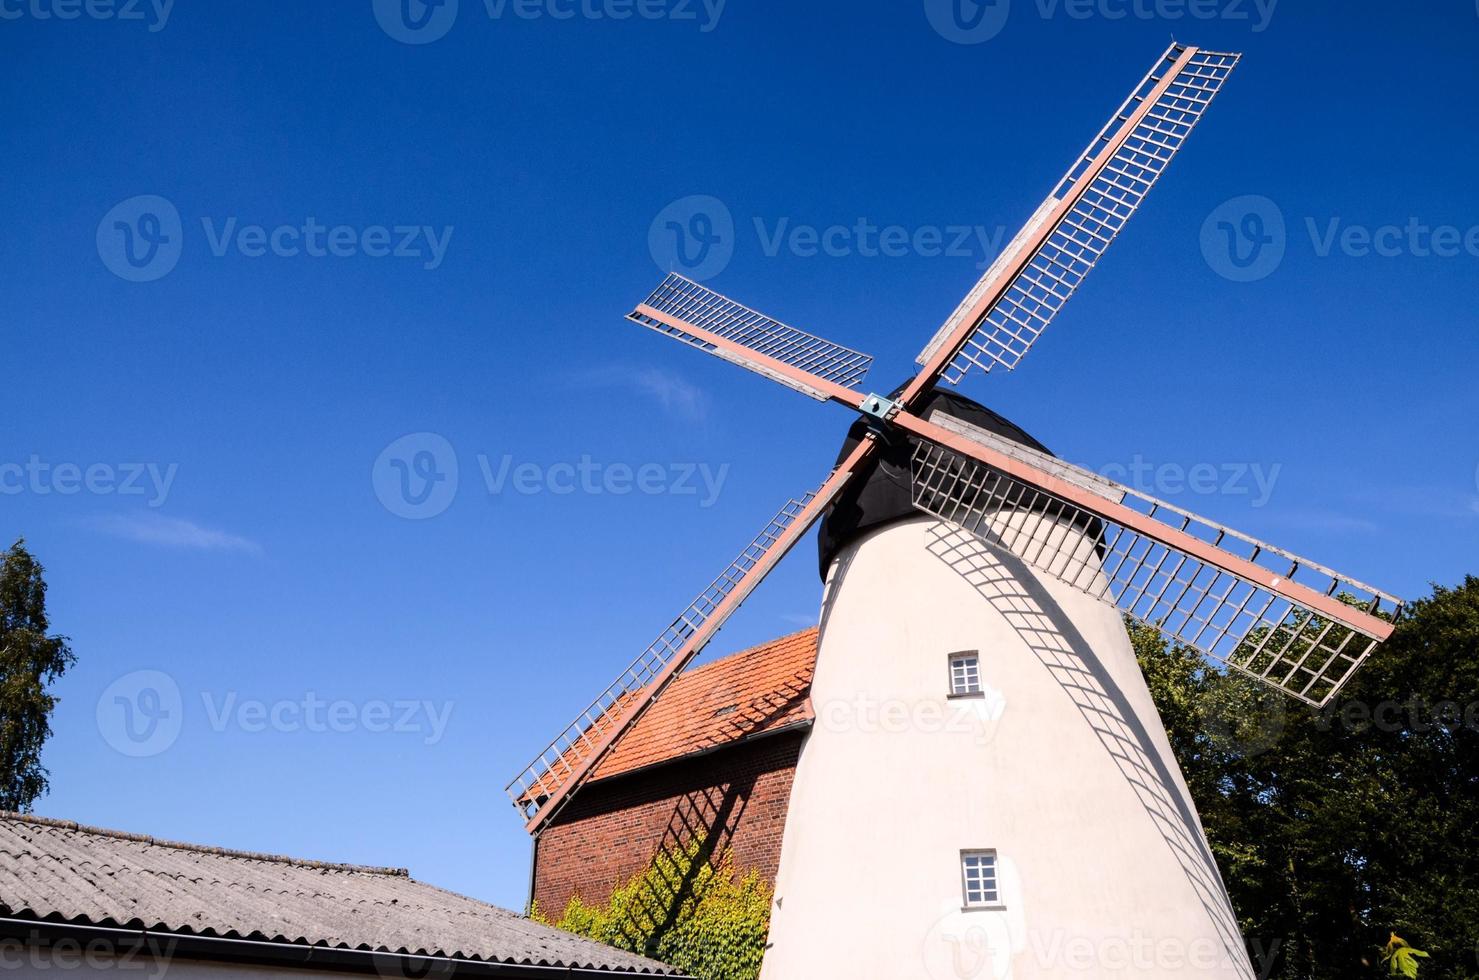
[
  {"left": 629, "top": 367, "right": 709, "bottom": 422},
  {"left": 1259, "top": 510, "right": 1382, "bottom": 535},
  {"left": 1347, "top": 484, "right": 1479, "bottom": 523},
  {"left": 569, "top": 364, "right": 710, "bottom": 422},
  {"left": 87, "top": 514, "right": 262, "bottom": 555}
]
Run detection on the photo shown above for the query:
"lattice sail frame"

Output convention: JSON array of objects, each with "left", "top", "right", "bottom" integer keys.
[
  {"left": 917, "top": 45, "right": 1240, "bottom": 384},
  {"left": 629, "top": 273, "right": 873, "bottom": 400},
  {"left": 505, "top": 493, "right": 816, "bottom": 819},
  {"left": 908, "top": 437, "right": 1403, "bottom": 708}
]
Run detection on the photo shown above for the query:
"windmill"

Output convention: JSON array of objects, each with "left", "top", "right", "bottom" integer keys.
[{"left": 506, "top": 43, "right": 1404, "bottom": 978}]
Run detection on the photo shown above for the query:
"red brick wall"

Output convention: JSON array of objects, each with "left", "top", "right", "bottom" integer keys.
[{"left": 531, "top": 729, "right": 805, "bottom": 917}]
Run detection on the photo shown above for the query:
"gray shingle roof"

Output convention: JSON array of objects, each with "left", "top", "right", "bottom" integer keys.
[{"left": 0, "top": 813, "right": 679, "bottom": 975}]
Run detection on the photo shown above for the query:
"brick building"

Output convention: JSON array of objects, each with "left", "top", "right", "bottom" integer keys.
[{"left": 530, "top": 627, "right": 819, "bottom": 916}]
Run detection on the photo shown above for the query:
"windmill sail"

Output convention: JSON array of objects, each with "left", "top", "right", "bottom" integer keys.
[
  {"left": 915, "top": 44, "right": 1240, "bottom": 388},
  {"left": 506, "top": 440, "right": 877, "bottom": 830},
  {"left": 906, "top": 432, "right": 1402, "bottom": 707},
  {"left": 629, "top": 274, "right": 873, "bottom": 401},
  {"left": 505, "top": 495, "right": 814, "bottom": 823}
]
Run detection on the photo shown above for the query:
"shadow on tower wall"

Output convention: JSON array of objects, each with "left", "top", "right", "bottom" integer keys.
[{"left": 923, "top": 522, "right": 1257, "bottom": 980}]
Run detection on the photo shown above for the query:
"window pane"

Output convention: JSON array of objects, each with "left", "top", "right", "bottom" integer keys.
[
  {"left": 949, "top": 652, "right": 982, "bottom": 695},
  {"left": 962, "top": 851, "right": 1000, "bottom": 906}
]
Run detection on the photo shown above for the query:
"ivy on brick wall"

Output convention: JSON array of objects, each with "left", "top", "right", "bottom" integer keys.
[{"left": 535, "top": 833, "right": 771, "bottom": 980}]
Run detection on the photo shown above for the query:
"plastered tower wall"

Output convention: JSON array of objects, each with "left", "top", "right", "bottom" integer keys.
[{"left": 761, "top": 516, "right": 1253, "bottom": 980}]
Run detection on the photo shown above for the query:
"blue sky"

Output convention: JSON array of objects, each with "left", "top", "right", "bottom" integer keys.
[{"left": 3, "top": 1, "right": 1476, "bottom": 911}]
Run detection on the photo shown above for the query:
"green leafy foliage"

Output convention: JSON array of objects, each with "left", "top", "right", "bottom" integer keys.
[
  {"left": 0, "top": 539, "right": 75, "bottom": 812},
  {"left": 1383, "top": 933, "right": 1431, "bottom": 978},
  {"left": 539, "top": 833, "right": 770, "bottom": 980},
  {"left": 1135, "top": 577, "right": 1479, "bottom": 979}
]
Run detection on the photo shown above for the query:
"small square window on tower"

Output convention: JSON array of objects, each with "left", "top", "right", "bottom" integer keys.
[
  {"left": 961, "top": 850, "right": 1001, "bottom": 908},
  {"left": 948, "top": 651, "right": 982, "bottom": 697}
]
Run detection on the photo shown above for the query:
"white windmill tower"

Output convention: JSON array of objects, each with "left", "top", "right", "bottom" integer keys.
[{"left": 506, "top": 43, "right": 1404, "bottom": 980}]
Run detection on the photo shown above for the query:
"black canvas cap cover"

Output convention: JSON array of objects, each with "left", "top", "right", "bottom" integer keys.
[{"left": 816, "top": 386, "right": 1055, "bottom": 579}]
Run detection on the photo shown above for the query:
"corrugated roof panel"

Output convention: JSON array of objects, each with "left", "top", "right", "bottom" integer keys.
[{"left": 0, "top": 814, "right": 679, "bottom": 974}]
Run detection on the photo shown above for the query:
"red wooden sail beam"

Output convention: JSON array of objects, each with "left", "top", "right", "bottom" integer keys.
[{"left": 508, "top": 439, "right": 877, "bottom": 833}]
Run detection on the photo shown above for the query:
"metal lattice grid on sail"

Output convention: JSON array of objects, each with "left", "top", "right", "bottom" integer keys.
[
  {"left": 908, "top": 440, "right": 1403, "bottom": 707},
  {"left": 920, "top": 46, "right": 1240, "bottom": 384},
  {"left": 505, "top": 493, "right": 816, "bottom": 820},
  {"left": 629, "top": 274, "right": 873, "bottom": 399}
]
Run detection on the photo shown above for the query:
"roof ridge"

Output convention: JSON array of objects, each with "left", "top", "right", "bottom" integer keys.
[
  {"left": 0, "top": 812, "right": 409, "bottom": 877},
  {"left": 679, "top": 625, "right": 818, "bottom": 680}
]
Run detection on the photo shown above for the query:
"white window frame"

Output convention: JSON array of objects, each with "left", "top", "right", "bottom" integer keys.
[
  {"left": 960, "top": 849, "right": 1003, "bottom": 909},
  {"left": 947, "top": 650, "right": 982, "bottom": 698}
]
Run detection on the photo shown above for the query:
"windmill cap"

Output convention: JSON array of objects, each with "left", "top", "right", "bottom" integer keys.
[{"left": 817, "top": 387, "right": 1054, "bottom": 579}]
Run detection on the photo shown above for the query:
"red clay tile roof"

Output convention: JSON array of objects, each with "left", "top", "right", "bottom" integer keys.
[{"left": 589, "top": 627, "right": 819, "bottom": 783}]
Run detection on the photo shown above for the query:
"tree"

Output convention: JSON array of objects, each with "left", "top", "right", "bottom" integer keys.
[
  {"left": 0, "top": 540, "right": 75, "bottom": 811},
  {"left": 1134, "top": 578, "right": 1479, "bottom": 979}
]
